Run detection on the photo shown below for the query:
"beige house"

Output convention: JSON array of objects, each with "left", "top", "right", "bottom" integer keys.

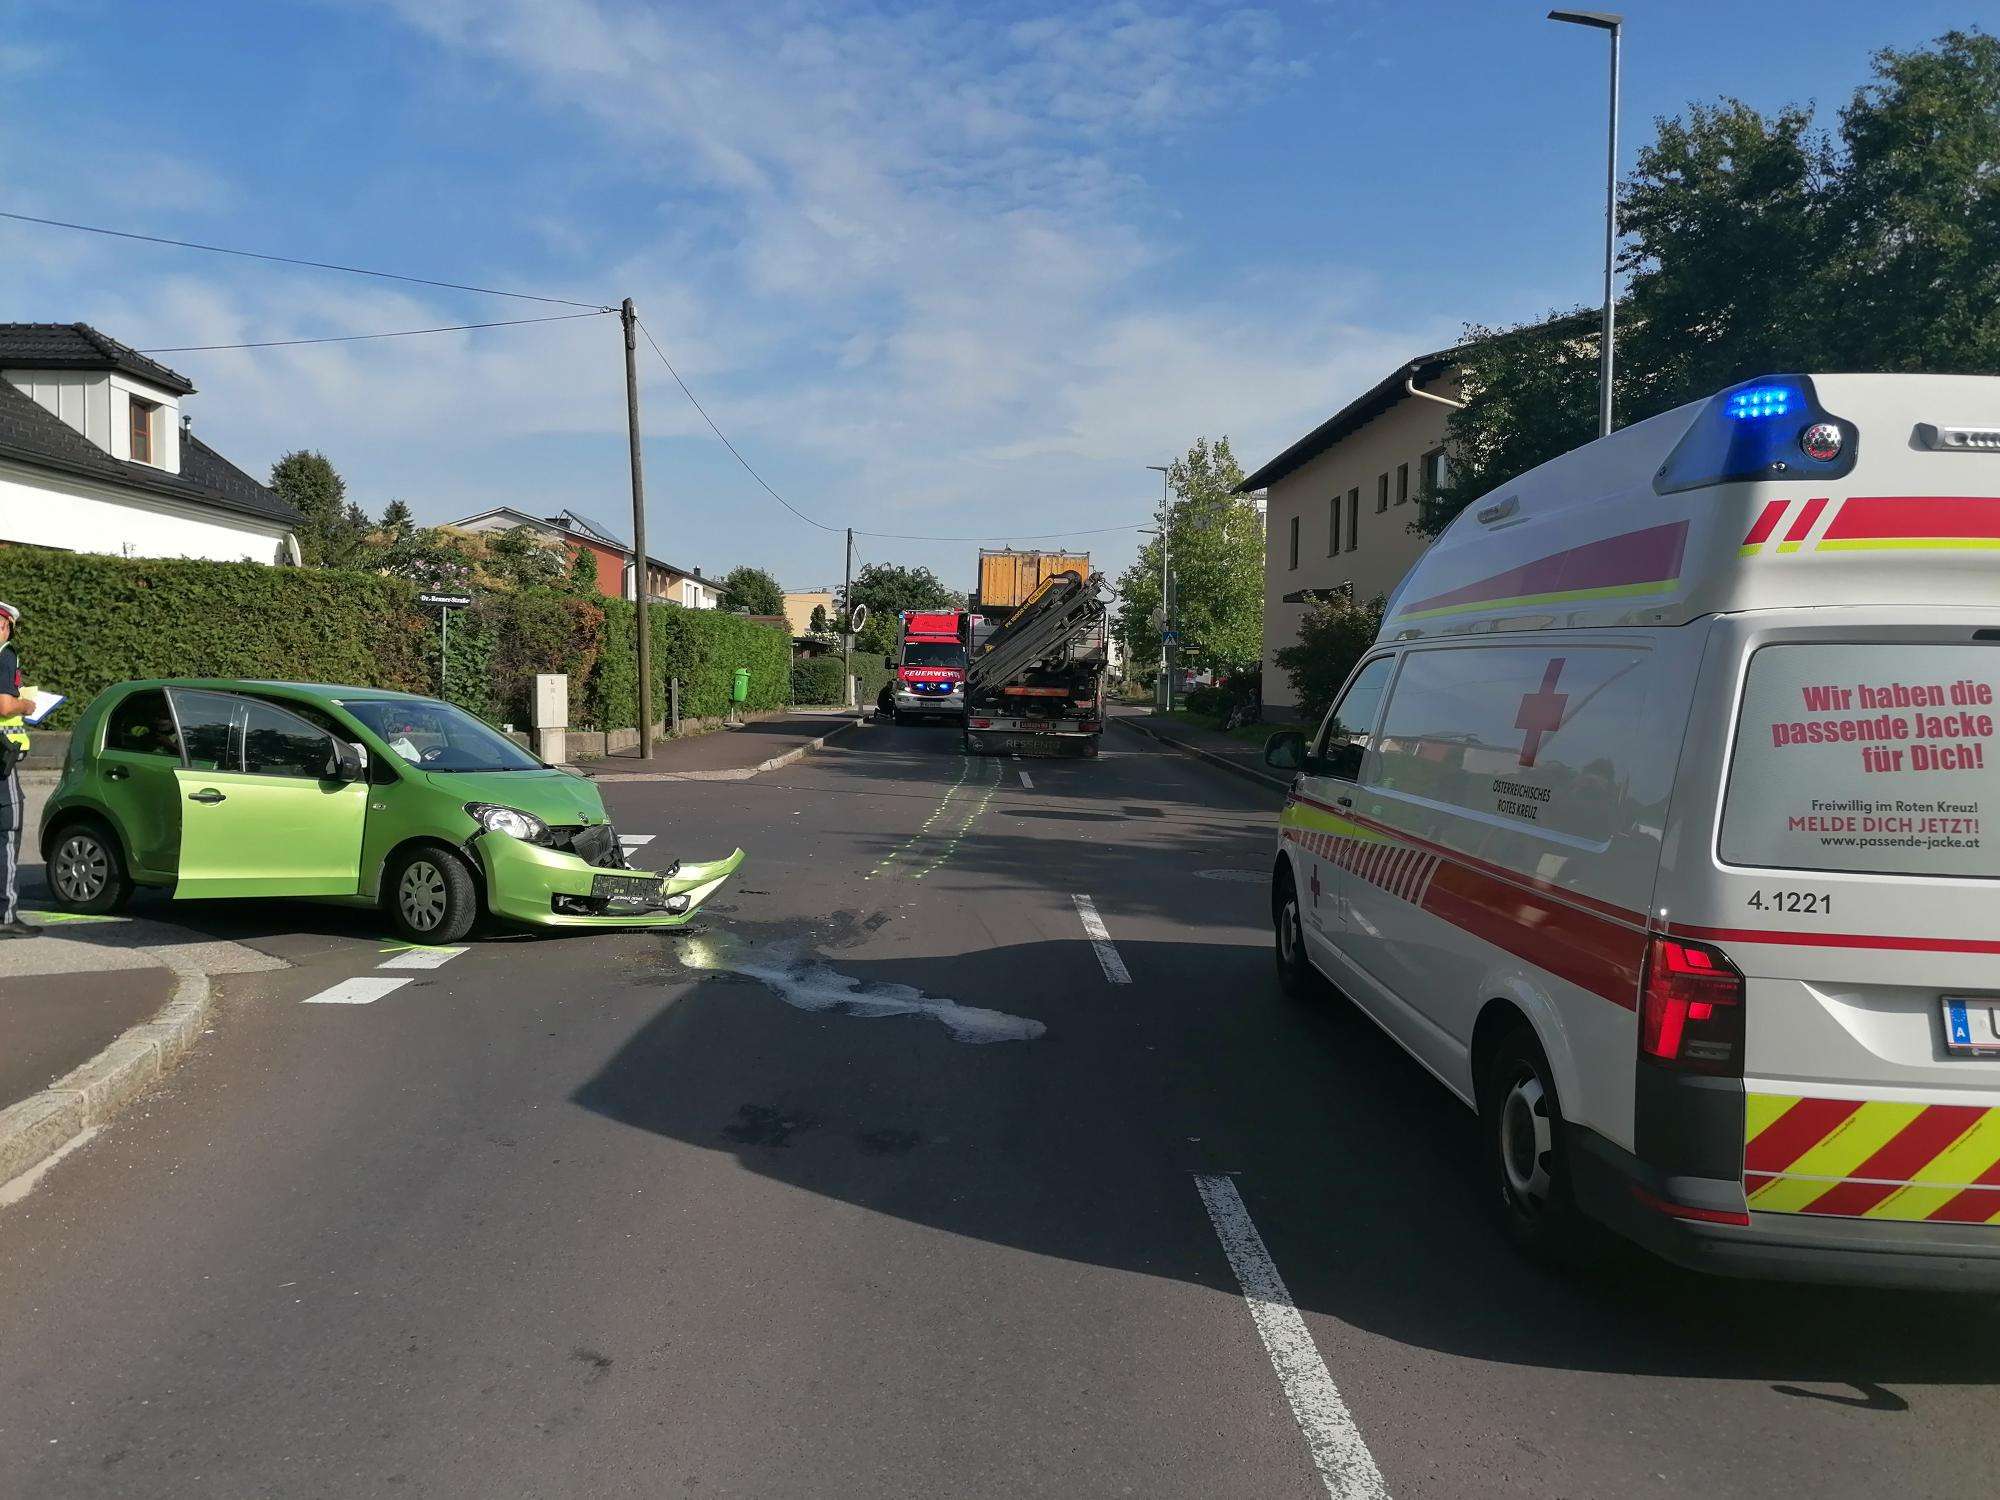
[
  {"left": 1240, "top": 347, "right": 1463, "bottom": 716},
  {"left": 782, "top": 588, "right": 837, "bottom": 636}
]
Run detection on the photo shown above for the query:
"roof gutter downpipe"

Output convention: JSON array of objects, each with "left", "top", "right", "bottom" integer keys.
[{"left": 1405, "top": 374, "right": 1467, "bottom": 411}]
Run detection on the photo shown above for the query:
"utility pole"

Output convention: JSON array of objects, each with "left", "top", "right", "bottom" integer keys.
[
  {"left": 621, "top": 298, "right": 653, "bottom": 759},
  {"left": 1147, "top": 464, "right": 1172, "bottom": 713},
  {"left": 1548, "top": 9, "right": 1623, "bottom": 437},
  {"left": 843, "top": 526, "right": 855, "bottom": 710}
]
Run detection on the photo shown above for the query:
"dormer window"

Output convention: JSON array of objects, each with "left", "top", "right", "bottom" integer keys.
[{"left": 129, "top": 397, "right": 158, "bottom": 465}]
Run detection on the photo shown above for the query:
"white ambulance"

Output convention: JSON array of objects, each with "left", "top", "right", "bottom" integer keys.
[{"left": 1265, "top": 374, "right": 2000, "bottom": 1286}]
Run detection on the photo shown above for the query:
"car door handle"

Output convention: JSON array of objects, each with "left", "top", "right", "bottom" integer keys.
[
  {"left": 105, "top": 766, "right": 129, "bottom": 781},
  {"left": 187, "top": 788, "right": 226, "bottom": 804}
]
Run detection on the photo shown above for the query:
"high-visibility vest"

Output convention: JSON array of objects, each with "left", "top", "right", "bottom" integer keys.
[{"left": 0, "top": 710, "right": 27, "bottom": 755}]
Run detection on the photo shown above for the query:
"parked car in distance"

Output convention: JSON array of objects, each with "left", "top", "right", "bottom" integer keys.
[{"left": 41, "top": 679, "right": 744, "bottom": 943}]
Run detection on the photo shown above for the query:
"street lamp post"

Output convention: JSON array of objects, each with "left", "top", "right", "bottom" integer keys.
[
  {"left": 1548, "top": 8, "right": 1622, "bottom": 438},
  {"left": 1146, "top": 464, "right": 1172, "bottom": 712}
]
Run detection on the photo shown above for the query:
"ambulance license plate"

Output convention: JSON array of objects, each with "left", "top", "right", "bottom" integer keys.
[{"left": 1942, "top": 997, "right": 2000, "bottom": 1056}]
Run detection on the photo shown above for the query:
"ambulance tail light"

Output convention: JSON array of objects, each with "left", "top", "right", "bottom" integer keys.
[{"left": 1640, "top": 936, "right": 1745, "bottom": 1075}]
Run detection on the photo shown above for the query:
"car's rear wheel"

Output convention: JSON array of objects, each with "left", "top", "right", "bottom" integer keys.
[
  {"left": 48, "top": 819, "right": 134, "bottom": 914},
  {"left": 387, "top": 845, "right": 479, "bottom": 945},
  {"left": 1479, "top": 1023, "right": 1594, "bottom": 1264}
]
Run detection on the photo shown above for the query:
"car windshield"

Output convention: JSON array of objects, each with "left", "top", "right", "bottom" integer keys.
[
  {"left": 903, "top": 642, "right": 964, "bottom": 667},
  {"left": 336, "top": 698, "right": 543, "bottom": 772}
]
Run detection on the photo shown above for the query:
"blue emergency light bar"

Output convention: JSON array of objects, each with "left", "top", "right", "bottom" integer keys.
[{"left": 1725, "top": 385, "right": 1795, "bottom": 420}]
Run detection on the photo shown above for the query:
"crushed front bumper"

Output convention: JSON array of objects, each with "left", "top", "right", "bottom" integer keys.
[{"left": 477, "top": 833, "right": 746, "bottom": 929}]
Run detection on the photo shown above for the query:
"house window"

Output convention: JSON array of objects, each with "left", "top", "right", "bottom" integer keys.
[
  {"left": 1376, "top": 473, "right": 1389, "bottom": 513},
  {"left": 1346, "top": 489, "right": 1360, "bottom": 553},
  {"left": 1327, "top": 494, "right": 1340, "bottom": 556},
  {"left": 129, "top": 398, "right": 157, "bottom": 465},
  {"left": 1288, "top": 514, "right": 1300, "bottom": 570},
  {"left": 1423, "top": 447, "right": 1448, "bottom": 497},
  {"left": 1396, "top": 462, "right": 1410, "bottom": 505}
]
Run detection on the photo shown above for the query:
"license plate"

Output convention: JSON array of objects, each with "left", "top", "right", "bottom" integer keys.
[
  {"left": 591, "top": 872, "right": 665, "bottom": 901},
  {"left": 1942, "top": 997, "right": 2000, "bottom": 1056}
]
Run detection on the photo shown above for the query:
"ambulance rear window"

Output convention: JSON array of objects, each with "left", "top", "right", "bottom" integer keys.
[{"left": 1720, "top": 643, "right": 2000, "bottom": 879}]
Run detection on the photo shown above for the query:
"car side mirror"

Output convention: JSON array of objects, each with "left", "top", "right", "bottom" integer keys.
[
  {"left": 1264, "top": 730, "right": 1307, "bottom": 771},
  {"left": 329, "top": 738, "right": 366, "bottom": 783}
]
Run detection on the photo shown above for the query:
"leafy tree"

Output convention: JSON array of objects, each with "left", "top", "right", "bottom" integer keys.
[
  {"left": 376, "top": 526, "right": 476, "bottom": 593},
  {"left": 271, "top": 450, "right": 372, "bottom": 566},
  {"left": 718, "top": 565, "right": 785, "bottom": 615},
  {"left": 841, "top": 562, "right": 961, "bottom": 654},
  {"left": 379, "top": 498, "right": 415, "bottom": 536},
  {"left": 1113, "top": 437, "right": 1263, "bottom": 675},
  {"left": 1273, "top": 593, "right": 1385, "bottom": 729},
  {"left": 809, "top": 603, "right": 830, "bottom": 635},
  {"left": 565, "top": 544, "right": 602, "bottom": 596},
  {"left": 1422, "top": 29, "right": 2000, "bottom": 539},
  {"left": 483, "top": 524, "right": 566, "bottom": 591}
]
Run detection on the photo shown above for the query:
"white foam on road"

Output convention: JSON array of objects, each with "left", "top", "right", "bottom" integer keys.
[
  {"left": 376, "top": 946, "right": 468, "bottom": 970},
  {"left": 677, "top": 933, "right": 1045, "bottom": 1044},
  {"left": 303, "top": 977, "right": 413, "bottom": 1006},
  {"left": 1193, "top": 1174, "right": 1389, "bottom": 1500},
  {"left": 1071, "top": 894, "right": 1130, "bottom": 984}
]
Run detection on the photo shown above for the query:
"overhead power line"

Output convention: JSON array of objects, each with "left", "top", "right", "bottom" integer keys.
[
  {"left": 0, "top": 208, "right": 612, "bottom": 311},
  {"left": 138, "top": 308, "right": 613, "bottom": 353},
  {"left": 633, "top": 315, "right": 1152, "bottom": 546}
]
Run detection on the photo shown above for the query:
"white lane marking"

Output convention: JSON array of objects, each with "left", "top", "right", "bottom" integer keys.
[
  {"left": 1071, "top": 893, "right": 1130, "bottom": 984},
  {"left": 620, "top": 834, "right": 654, "bottom": 847},
  {"left": 1018, "top": 769, "right": 1034, "bottom": 789},
  {"left": 303, "top": 977, "right": 413, "bottom": 1006},
  {"left": 1193, "top": 1174, "right": 1388, "bottom": 1500},
  {"left": 377, "top": 946, "right": 468, "bottom": 970}
]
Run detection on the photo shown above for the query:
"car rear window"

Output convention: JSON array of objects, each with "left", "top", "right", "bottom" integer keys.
[{"left": 1720, "top": 643, "right": 1999, "bottom": 878}]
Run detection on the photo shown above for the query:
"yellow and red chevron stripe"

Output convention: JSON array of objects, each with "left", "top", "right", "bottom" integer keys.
[
  {"left": 1740, "top": 494, "right": 2000, "bottom": 556},
  {"left": 1744, "top": 1093, "right": 2000, "bottom": 1223}
]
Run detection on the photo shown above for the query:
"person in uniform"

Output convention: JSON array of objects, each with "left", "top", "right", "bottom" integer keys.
[{"left": 0, "top": 603, "right": 40, "bottom": 937}]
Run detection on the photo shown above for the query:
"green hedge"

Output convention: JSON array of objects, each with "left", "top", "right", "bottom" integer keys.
[
  {"left": 589, "top": 600, "right": 793, "bottom": 729},
  {"left": 0, "top": 547, "right": 430, "bottom": 728},
  {"left": 791, "top": 657, "right": 845, "bottom": 705},
  {"left": 0, "top": 546, "right": 793, "bottom": 737}
]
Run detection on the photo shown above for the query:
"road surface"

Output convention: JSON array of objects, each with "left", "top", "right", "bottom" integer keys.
[{"left": 0, "top": 721, "right": 1994, "bottom": 1498}]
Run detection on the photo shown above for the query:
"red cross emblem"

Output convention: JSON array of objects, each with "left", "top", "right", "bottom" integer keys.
[
  {"left": 1309, "top": 864, "right": 1321, "bottom": 908},
  {"left": 1514, "top": 658, "right": 1568, "bottom": 768}
]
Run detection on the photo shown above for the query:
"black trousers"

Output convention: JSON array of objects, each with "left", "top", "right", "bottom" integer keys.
[{"left": 0, "top": 770, "right": 19, "bottom": 922}]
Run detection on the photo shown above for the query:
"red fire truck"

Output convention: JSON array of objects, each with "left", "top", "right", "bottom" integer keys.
[{"left": 884, "top": 609, "right": 968, "bottom": 725}]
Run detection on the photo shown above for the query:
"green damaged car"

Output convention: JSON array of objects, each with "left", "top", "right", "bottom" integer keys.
[{"left": 39, "top": 679, "right": 744, "bottom": 943}]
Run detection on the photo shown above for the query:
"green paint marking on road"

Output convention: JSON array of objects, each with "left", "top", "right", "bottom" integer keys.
[
  {"left": 911, "top": 757, "right": 1002, "bottom": 880},
  {"left": 865, "top": 754, "right": 975, "bottom": 881},
  {"left": 26, "top": 909, "right": 125, "bottom": 925}
]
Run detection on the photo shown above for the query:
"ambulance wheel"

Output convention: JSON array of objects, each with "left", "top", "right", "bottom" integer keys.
[
  {"left": 1479, "top": 1024, "right": 1593, "bottom": 1263},
  {"left": 48, "top": 818, "right": 134, "bottom": 914},
  {"left": 1272, "top": 865, "right": 1322, "bottom": 1001},
  {"left": 386, "top": 844, "right": 479, "bottom": 945}
]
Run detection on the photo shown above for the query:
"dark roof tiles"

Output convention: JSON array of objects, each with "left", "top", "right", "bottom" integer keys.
[{"left": 0, "top": 323, "right": 196, "bottom": 395}]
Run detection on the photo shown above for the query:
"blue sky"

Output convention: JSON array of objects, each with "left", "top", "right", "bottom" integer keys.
[{"left": 0, "top": 0, "right": 1976, "bottom": 593}]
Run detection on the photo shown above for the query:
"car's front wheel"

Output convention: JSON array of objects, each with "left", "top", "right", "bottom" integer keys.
[
  {"left": 1272, "top": 864, "right": 1318, "bottom": 1000},
  {"left": 48, "top": 819, "right": 135, "bottom": 914},
  {"left": 386, "top": 844, "right": 479, "bottom": 945}
]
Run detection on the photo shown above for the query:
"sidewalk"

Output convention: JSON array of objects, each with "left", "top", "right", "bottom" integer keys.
[
  {"left": 574, "top": 708, "right": 865, "bottom": 781},
  {"left": 1110, "top": 706, "right": 1290, "bottom": 794}
]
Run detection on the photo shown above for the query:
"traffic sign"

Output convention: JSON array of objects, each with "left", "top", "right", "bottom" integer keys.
[{"left": 849, "top": 603, "right": 869, "bottom": 633}]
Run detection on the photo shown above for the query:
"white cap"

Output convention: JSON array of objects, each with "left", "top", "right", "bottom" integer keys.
[{"left": 0, "top": 602, "right": 20, "bottom": 625}]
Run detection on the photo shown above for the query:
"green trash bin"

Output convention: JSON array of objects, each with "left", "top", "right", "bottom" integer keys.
[{"left": 731, "top": 666, "right": 751, "bottom": 704}]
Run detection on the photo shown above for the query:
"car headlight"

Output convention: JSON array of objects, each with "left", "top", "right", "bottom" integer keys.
[{"left": 465, "top": 803, "right": 550, "bottom": 843}]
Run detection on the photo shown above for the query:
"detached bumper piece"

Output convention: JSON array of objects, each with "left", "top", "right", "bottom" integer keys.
[{"left": 479, "top": 832, "right": 746, "bottom": 929}]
